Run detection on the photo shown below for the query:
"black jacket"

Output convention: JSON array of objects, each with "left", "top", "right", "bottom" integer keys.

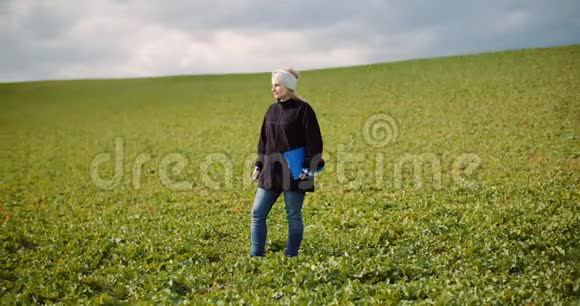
[{"left": 254, "top": 98, "right": 325, "bottom": 192}]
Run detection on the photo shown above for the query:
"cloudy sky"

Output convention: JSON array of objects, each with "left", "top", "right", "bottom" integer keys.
[{"left": 1, "top": 0, "right": 579, "bottom": 82}]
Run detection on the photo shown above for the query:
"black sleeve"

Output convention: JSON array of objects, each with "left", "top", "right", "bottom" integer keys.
[
  {"left": 255, "top": 112, "right": 267, "bottom": 170},
  {"left": 301, "top": 103, "right": 325, "bottom": 171}
]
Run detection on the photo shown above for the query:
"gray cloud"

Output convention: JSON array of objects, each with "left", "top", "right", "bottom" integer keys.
[{"left": 0, "top": 0, "right": 579, "bottom": 82}]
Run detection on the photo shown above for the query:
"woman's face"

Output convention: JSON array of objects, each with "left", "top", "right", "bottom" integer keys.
[{"left": 272, "top": 82, "right": 291, "bottom": 100}]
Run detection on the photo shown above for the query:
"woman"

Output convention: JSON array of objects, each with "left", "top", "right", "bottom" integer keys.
[{"left": 250, "top": 68, "right": 325, "bottom": 257}]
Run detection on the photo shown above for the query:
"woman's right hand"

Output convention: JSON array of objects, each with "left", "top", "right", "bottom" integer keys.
[{"left": 251, "top": 168, "right": 261, "bottom": 183}]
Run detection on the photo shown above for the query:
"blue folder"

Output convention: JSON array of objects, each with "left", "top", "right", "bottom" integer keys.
[{"left": 283, "top": 147, "right": 324, "bottom": 180}]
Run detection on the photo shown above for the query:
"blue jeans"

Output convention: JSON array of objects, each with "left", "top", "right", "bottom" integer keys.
[{"left": 250, "top": 188, "right": 306, "bottom": 257}]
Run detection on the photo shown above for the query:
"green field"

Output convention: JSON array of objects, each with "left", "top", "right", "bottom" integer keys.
[{"left": 1, "top": 45, "right": 579, "bottom": 304}]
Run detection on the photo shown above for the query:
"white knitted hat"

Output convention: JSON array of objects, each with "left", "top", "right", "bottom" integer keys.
[{"left": 272, "top": 69, "right": 298, "bottom": 91}]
